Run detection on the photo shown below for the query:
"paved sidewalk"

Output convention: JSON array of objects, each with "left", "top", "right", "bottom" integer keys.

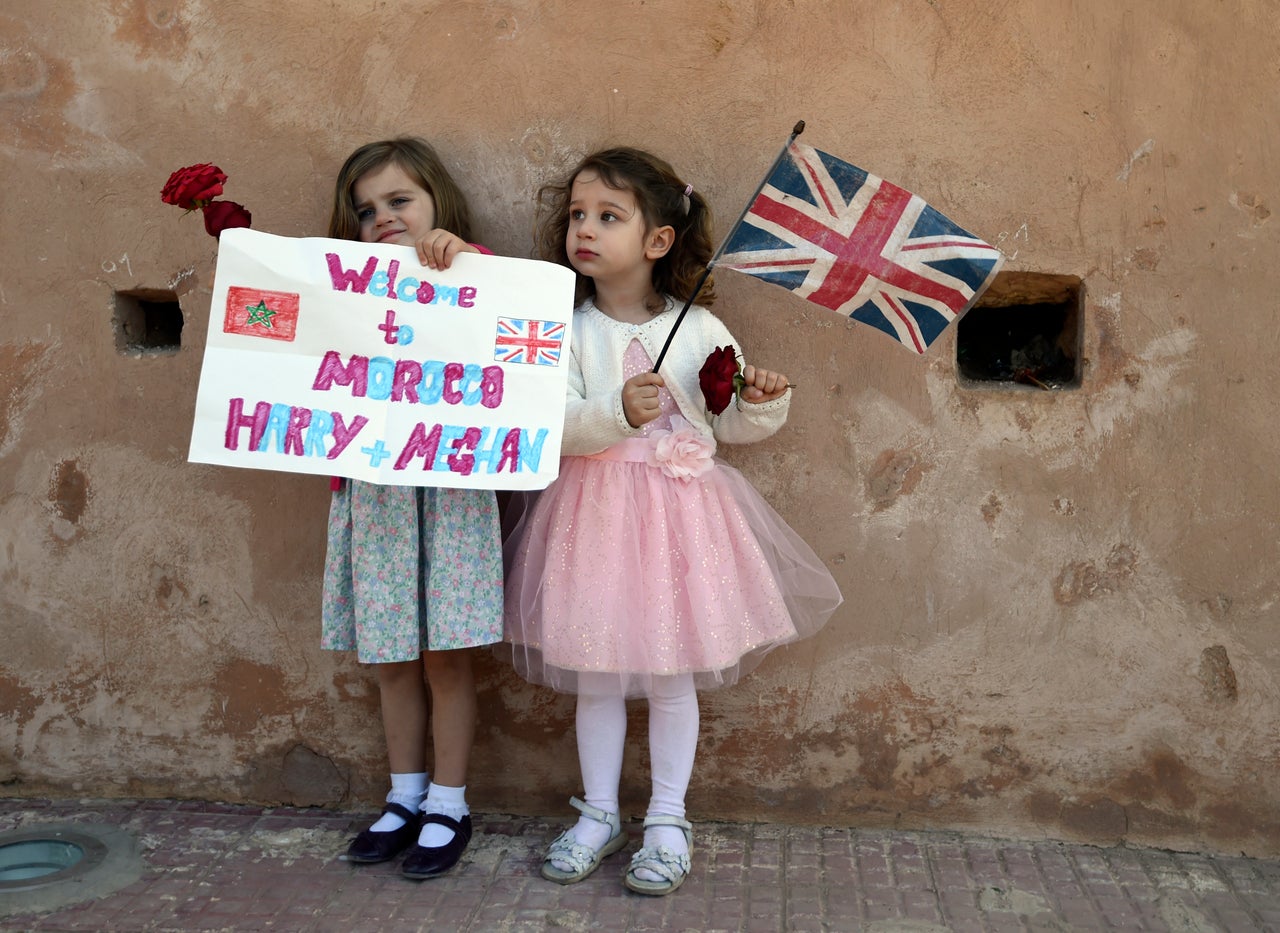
[{"left": 1, "top": 798, "right": 1277, "bottom": 932}]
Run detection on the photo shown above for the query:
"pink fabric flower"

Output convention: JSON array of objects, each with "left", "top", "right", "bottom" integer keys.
[{"left": 646, "top": 415, "right": 716, "bottom": 481}]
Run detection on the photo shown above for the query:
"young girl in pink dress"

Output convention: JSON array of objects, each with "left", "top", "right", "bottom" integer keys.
[{"left": 504, "top": 147, "right": 842, "bottom": 895}]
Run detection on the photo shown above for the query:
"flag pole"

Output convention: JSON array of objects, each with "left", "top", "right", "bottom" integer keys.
[{"left": 650, "top": 120, "right": 806, "bottom": 374}]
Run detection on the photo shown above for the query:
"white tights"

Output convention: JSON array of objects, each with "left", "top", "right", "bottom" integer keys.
[{"left": 559, "top": 673, "right": 699, "bottom": 869}]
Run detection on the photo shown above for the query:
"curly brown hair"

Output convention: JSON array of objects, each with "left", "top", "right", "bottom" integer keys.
[
  {"left": 534, "top": 147, "right": 716, "bottom": 309},
  {"left": 328, "top": 137, "right": 473, "bottom": 243}
]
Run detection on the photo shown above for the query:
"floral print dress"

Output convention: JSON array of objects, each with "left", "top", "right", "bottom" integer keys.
[{"left": 322, "top": 480, "right": 504, "bottom": 663}]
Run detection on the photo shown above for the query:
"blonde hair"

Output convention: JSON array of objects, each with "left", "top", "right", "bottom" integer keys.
[{"left": 328, "top": 137, "right": 473, "bottom": 243}]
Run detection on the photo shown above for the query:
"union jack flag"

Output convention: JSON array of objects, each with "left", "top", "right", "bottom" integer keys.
[
  {"left": 494, "top": 317, "right": 566, "bottom": 366},
  {"left": 718, "top": 141, "right": 1003, "bottom": 354}
]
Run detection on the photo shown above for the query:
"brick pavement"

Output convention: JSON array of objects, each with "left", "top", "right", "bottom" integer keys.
[{"left": 1, "top": 798, "right": 1277, "bottom": 931}]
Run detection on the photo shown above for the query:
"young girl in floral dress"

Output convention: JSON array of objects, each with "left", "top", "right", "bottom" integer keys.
[{"left": 322, "top": 137, "right": 502, "bottom": 880}]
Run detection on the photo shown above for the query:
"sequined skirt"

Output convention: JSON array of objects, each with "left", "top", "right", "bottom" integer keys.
[{"left": 502, "top": 446, "right": 842, "bottom": 697}]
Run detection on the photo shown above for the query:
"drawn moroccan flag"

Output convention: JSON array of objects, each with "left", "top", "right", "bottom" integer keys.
[
  {"left": 494, "top": 317, "right": 565, "bottom": 366},
  {"left": 223, "top": 286, "right": 300, "bottom": 342},
  {"left": 718, "top": 141, "right": 1003, "bottom": 354}
]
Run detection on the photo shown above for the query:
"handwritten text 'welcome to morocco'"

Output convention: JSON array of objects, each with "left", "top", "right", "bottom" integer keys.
[{"left": 223, "top": 253, "right": 550, "bottom": 477}]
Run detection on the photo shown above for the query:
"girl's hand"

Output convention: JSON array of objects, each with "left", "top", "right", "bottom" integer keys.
[
  {"left": 415, "top": 229, "right": 477, "bottom": 270},
  {"left": 622, "top": 373, "right": 665, "bottom": 428},
  {"left": 739, "top": 364, "right": 791, "bottom": 404}
]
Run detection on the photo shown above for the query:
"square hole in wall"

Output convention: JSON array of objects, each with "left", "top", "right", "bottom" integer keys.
[
  {"left": 114, "top": 289, "right": 183, "bottom": 353},
  {"left": 956, "top": 272, "right": 1082, "bottom": 389}
]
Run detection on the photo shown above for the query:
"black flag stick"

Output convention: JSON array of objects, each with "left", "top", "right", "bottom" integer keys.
[{"left": 650, "top": 120, "right": 806, "bottom": 374}]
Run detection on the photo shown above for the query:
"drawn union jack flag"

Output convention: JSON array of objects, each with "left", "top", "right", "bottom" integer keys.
[
  {"left": 494, "top": 317, "right": 566, "bottom": 366},
  {"left": 718, "top": 141, "right": 1003, "bottom": 354}
]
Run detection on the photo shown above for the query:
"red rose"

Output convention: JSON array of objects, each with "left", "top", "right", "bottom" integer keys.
[
  {"left": 202, "top": 200, "right": 252, "bottom": 237},
  {"left": 160, "top": 163, "right": 228, "bottom": 210},
  {"left": 698, "top": 344, "right": 743, "bottom": 415}
]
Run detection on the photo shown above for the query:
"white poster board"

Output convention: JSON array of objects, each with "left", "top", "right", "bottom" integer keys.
[{"left": 188, "top": 228, "right": 575, "bottom": 490}]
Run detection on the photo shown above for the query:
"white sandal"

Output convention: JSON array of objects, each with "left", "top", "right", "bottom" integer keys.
[
  {"left": 623, "top": 814, "right": 693, "bottom": 896},
  {"left": 541, "top": 797, "right": 627, "bottom": 884}
]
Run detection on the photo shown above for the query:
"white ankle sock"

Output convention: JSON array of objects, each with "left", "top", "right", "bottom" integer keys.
[
  {"left": 370, "top": 772, "right": 427, "bottom": 832},
  {"left": 419, "top": 783, "right": 468, "bottom": 847}
]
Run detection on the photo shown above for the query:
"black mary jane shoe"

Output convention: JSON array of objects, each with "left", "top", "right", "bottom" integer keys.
[
  {"left": 400, "top": 813, "right": 472, "bottom": 879},
  {"left": 345, "top": 802, "right": 422, "bottom": 863}
]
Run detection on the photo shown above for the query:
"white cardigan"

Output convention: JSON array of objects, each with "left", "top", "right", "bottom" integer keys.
[{"left": 562, "top": 300, "right": 790, "bottom": 457}]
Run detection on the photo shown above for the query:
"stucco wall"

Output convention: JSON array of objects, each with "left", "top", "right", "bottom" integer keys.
[{"left": 1, "top": 1, "right": 1277, "bottom": 857}]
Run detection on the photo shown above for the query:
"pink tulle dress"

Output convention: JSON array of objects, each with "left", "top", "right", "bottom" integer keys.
[{"left": 503, "top": 339, "right": 841, "bottom": 697}]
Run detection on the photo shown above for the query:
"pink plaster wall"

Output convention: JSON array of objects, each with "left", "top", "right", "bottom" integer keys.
[{"left": 1, "top": 1, "right": 1277, "bottom": 857}]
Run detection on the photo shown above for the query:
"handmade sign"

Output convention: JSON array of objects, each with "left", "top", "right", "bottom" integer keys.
[{"left": 188, "top": 228, "right": 576, "bottom": 490}]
